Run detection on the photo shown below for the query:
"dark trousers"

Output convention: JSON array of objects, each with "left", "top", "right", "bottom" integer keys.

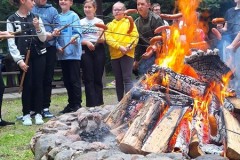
[
  {"left": 81, "top": 44, "right": 105, "bottom": 107},
  {"left": 61, "top": 60, "right": 82, "bottom": 107},
  {"left": 111, "top": 55, "right": 134, "bottom": 101},
  {"left": 22, "top": 54, "right": 46, "bottom": 115},
  {"left": 0, "top": 70, "right": 5, "bottom": 118},
  {"left": 43, "top": 46, "right": 57, "bottom": 108}
]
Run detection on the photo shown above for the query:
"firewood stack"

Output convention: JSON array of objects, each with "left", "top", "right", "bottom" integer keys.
[{"left": 104, "top": 49, "right": 240, "bottom": 159}]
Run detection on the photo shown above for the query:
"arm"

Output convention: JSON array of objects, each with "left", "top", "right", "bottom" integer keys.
[
  {"left": 33, "top": 17, "right": 47, "bottom": 42},
  {"left": 6, "top": 19, "right": 23, "bottom": 64}
]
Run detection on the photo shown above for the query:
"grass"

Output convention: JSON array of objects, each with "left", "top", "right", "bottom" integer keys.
[{"left": 0, "top": 88, "right": 117, "bottom": 160}]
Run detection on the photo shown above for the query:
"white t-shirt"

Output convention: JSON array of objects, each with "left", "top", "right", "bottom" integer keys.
[{"left": 80, "top": 17, "right": 104, "bottom": 43}]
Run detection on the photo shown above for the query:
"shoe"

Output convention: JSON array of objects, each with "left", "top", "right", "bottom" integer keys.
[
  {"left": 35, "top": 114, "right": 44, "bottom": 125},
  {"left": 0, "top": 119, "right": 15, "bottom": 126},
  {"left": 59, "top": 105, "right": 80, "bottom": 114},
  {"left": 42, "top": 108, "right": 54, "bottom": 118},
  {"left": 22, "top": 114, "right": 32, "bottom": 126},
  {"left": 16, "top": 111, "right": 36, "bottom": 121}
]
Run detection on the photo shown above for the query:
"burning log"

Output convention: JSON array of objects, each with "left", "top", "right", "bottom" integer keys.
[
  {"left": 119, "top": 97, "right": 166, "bottom": 154},
  {"left": 104, "top": 91, "right": 136, "bottom": 128},
  {"left": 185, "top": 49, "right": 234, "bottom": 83},
  {"left": 144, "top": 65, "right": 208, "bottom": 98},
  {"left": 141, "top": 106, "right": 188, "bottom": 153},
  {"left": 188, "top": 129, "right": 205, "bottom": 158},
  {"left": 222, "top": 107, "right": 240, "bottom": 159}
]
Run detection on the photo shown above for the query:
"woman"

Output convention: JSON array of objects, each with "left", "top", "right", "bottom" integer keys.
[{"left": 80, "top": 0, "right": 106, "bottom": 107}]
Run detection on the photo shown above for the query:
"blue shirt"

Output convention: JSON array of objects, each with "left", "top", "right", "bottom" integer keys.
[
  {"left": 32, "top": 4, "right": 60, "bottom": 47},
  {"left": 56, "top": 10, "right": 82, "bottom": 60}
]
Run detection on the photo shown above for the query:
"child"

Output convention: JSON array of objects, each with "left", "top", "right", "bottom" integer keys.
[
  {"left": 105, "top": 2, "right": 139, "bottom": 101},
  {"left": 54, "top": 0, "right": 82, "bottom": 113},
  {"left": 0, "top": 31, "right": 15, "bottom": 127},
  {"left": 7, "top": 0, "right": 47, "bottom": 125},
  {"left": 80, "top": 0, "right": 106, "bottom": 107},
  {"left": 32, "top": 0, "right": 60, "bottom": 118}
]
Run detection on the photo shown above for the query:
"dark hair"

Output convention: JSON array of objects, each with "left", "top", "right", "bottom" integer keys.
[
  {"left": 83, "top": 0, "right": 97, "bottom": 8},
  {"left": 151, "top": 3, "right": 160, "bottom": 10},
  {"left": 9, "top": 0, "right": 20, "bottom": 6}
]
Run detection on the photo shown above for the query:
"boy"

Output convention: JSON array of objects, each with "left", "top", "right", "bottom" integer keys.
[{"left": 54, "top": 0, "right": 83, "bottom": 113}]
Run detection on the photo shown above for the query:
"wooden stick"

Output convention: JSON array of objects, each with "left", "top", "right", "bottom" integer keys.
[
  {"left": 62, "top": 35, "right": 79, "bottom": 50},
  {"left": 18, "top": 49, "right": 31, "bottom": 93}
]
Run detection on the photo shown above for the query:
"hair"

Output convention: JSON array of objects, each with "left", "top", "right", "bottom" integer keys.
[
  {"left": 136, "top": 0, "right": 151, "bottom": 3},
  {"left": 113, "top": 1, "right": 126, "bottom": 11},
  {"left": 151, "top": 3, "right": 160, "bottom": 10},
  {"left": 83, "top": 0, "right": 97, "bottom": 8},
  {"left": 9, "top": 0, "right": 20, "bottom": 6}
]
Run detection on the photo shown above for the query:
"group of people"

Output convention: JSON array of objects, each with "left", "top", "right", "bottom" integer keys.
[{"left": 0, "top": 0, "right": 165, "bottom": 127}]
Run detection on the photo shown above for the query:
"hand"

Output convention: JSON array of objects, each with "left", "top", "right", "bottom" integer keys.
[
  {"left": 216, "top": 24, "right": 223, "bottom": 32},
  {"left": 19, "top": 61, "right": 29, "bottom": 72},
  {"left": 57, "top": 48, "right": 64, "bottom": 54},
  {"left": 133, "top": 61, "right": 139, "bottom": 71},
  {"left": 86, "top": 41, "right": 95, "bottom": 51},
  {"left": 52, "top": 29, "right": 61, "bottom": 37},
  {"left": 70, "top": 37, "right": 77, "bottom": 45},
  {"left": 33, "top": 17, "right": 41, "bottom": 32},
  {"left": 119, "top": 46, "right": 128, "bottom": 55}
]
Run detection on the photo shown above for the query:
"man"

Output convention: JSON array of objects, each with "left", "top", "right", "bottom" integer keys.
[
  {"left": 133, "top": 0, "right": 164, "bottom": 76},
  {"left": 151, "top": 3, "right": 169, "bottom": 27},
  {"left": 32, "top": 0, "right": 60, "bottom": 118},
  {"left": 218, "top": 0, "right": 240, "bottom": 96}
]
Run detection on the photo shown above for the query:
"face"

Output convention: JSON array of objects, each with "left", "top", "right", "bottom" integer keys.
[
  {"left": 137, "top": 0, "right": 151, "bottom": 17},
  {"left": 34, "top": 0, "right": 47, "bottom": 5},
  {"left": 152, "top": 6, "right": 161, "bottom": 15},
  {"left": 112, "top": 3, "right": 125, "bottom": 20},
  {"left": 84, "top": 2, "right": 96, "bottom": 18},
  {"left": 59, "top": 0, "right": 73, "bottom": 13},
  {"left": 21, "top": 0, "right": 35, "bottom": 11}
]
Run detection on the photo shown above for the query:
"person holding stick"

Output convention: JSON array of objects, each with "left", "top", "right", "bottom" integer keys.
[
  {"left": 7, "top": 0, "right": 47, "bottom": 126},
  {"left": 105, "top": 1, "right": 139, "bottom": 101},
  {"left": 80, "top": 0, "right": 106, "bottom": 107},
  {"left": 0, "top": 31, "right": 15, "bottom": 127},
  {"left": 218, "top": 0, "right": 240, "bottom": 96},
  {"left": 32, "top": 0, "right": 60, "bottom": 118},
  {"left": 54, "top": 0, "right": 83, "bottom": 113},
  {"left": 133, "top": 0, "right": 164, "bottom": 76}
]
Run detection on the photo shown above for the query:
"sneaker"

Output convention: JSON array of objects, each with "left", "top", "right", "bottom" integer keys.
[
  {"left": 0, "top": 119, "right": 15, "bottom": 126},
  {"left": 16, "top": 111, "right": 36, "bottom": 121},
  {"left": 42, "top": 108, "right": 54, "bottom": 118},
  {"left": 22, "top": 114, "right": 32, "bottom": 126},
  {"left": 35, "top": 114, "right": 44, "bottom": 125},
  {"left": 59, "top": 105, "right": 80, "bottom": 114}
]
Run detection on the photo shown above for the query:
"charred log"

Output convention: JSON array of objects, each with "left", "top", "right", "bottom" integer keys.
[{"left": 185, "top": 49, "right": 234, "bottom": 83}]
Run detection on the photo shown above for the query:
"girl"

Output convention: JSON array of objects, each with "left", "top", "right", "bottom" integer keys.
[
  {"left": 7, "top": 0, "right": 47, "bottom": 125},
  {"left": 80, "top": 0, "right": 106, "bottom": 107}
]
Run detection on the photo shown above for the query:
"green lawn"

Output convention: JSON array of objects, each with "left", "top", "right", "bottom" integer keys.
[{"left": 0, "top": 88, "right": 117, "bottom": 160}]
